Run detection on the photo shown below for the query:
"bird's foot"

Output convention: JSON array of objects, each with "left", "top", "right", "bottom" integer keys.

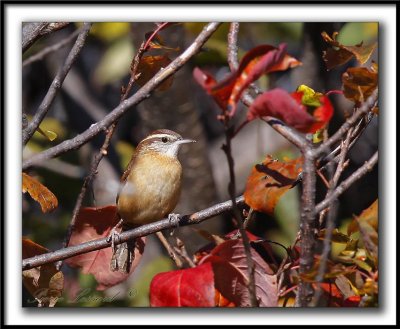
[
  {"left": 107, "top": 219, "right": 124, "bottom": 253},
  {"left": 168, "top": 213, "right": 181, "bottom": 228}
]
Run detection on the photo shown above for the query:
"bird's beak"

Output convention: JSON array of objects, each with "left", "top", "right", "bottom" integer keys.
[{"left": 175, "top": 139, "right": 196, "bottom": 145}]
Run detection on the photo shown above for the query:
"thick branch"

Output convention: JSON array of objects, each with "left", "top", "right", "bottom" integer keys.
[
  {"left": 22, "top": 23, "right": 92, "bottom": 146},
  {"left": 22, "top": 22, "right": 69, "bottom": 54},
  {"left": 315, "top": 151, "right": 378, "bottom": 214},
  {"left": 295, "top": 148, "right": 317, "bottom": 307},
  {"left": 22, "top": 22, "right": 221, "bottom": 170},
  {"left": 23, "top": 28, "right": 81, "bottom": 67},
  {"left": 22, "top": 196, "right": 245, "bottom": 271}
]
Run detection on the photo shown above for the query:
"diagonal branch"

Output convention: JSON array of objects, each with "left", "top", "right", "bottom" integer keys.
[
  {"left": 22, "top": 196, "right": 245, "bottom": 271},
  {"left": 22, "top": 22, "right": 70, "bottom": 54},
  {"left": 22, "top": 22, "right": 221, "bottom": 170},
  {"left": 22, "top": 23, "right": 92, "bottom": 146}
]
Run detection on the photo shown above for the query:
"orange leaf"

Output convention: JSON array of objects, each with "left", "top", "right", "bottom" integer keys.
[
  {"left": 342, "top": 66, "right": 378, "bottom": 104},
  {"left": 22, "top": 238, "right": 64, "bottom": 307},
  {"left": 322, "top": 31, "right": 377, "bottom": 70},
  {"left": 135, "top": 55, "right": 173, "bottom": 91},
  {"left": 22, "top": 172, "right": 58, "bottom": 213},
  {"left": 65, "top": 205, "right": 145, "bottom": 290},
  {"left": 244, "top": 156, "right": 302, "bottom": 215}
]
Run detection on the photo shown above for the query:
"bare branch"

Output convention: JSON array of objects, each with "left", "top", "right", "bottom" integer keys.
[
  {"left": 22, "top": 22, "right": 222, "bottom": 170},
  {"left": 227, "top": 22, "right": 240, "bottom": 71},
  {"left": 23, "top": 28, "right": 81, "bottom": 67},
  {"left": 315, "top": 151, "right": 378, "bottom": 214},
  {"left": 22, "top": 196, "right": 245, "bottom": 271},
  {"left": 22, "top": 23, "right": 92, "bottom": 146}
]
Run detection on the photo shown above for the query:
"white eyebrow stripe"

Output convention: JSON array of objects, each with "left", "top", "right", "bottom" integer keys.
[{"left": 141, "top": 133, "right": 176, "bottom": 142}]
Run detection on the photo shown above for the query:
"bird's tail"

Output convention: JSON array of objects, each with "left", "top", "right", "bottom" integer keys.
[{"left": 110, "top": 223, "right": 136, "bottom": 273}]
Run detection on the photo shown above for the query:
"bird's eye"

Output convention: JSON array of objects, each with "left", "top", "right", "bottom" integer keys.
[{"left": 162, "top": 137, "right": 168, "bottom": 143}]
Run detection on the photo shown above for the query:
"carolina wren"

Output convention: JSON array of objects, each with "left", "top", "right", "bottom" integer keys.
[{"left": 110, "top": 129, "right": 195, "bottom": 272}]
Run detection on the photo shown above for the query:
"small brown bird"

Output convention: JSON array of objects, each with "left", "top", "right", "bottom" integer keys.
[{"left": 110, "top": 129, "right": 195, "bottom": 272}]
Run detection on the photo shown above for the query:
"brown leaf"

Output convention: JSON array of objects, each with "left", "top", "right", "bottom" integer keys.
[
  {"left": 65, "top": 205, "right": 145, "bottom": 290},
  {"left": 244, "top": 155, "right": 302, "bottom": 215},
  {"left": 322, "top": 31, "right": 377, "bottom": 70},
  {"left": 342, "top": 66, "right": 378, "bottom": 104},
  {"left": 22, "top": 238, "right": 64, "bottom": 307},
  {"left": 144, "top": 31, "right": 179, "bottom": 51},
  {"left": 355, "top": 200, "right": 378, "bottom": 264},
  {"left": 22, "top": 172, "right": 58, "bottom": 213},
  {"left": 135, "top": 55, "right": 173, "bottom": 91},
  {"left": 318, "top": 228, "right": 350, "bottom": 244}
]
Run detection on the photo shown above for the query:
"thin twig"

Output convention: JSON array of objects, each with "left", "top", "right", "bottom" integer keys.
[
  {"left": 313, "top": 90, "right": 378, "bottom": 158},
  {"left": 22, "top": 196, "right": 245, "bottom": 270},
  {"left": 317, "top": 112, "right": 374, "bottom": 170},
  {"left": 314, "top": 151, "right": 378, "bottom": 215},
  {"left": 156, "top": 232, "right": 183, "bottom": 268},
  {"left": 22, "top": 22, "right": 222, "bottom": 170},
  {"left": 222, "top": 130, "right": 259, "bottom": 307},
  {"left": 60, "top": 124, "right": 116, "bottom": 256},
  {"left": 312, "top": 128, "right": 353, "bottom": 306},
  {"left": 174, "top": 238, "right": 196, "bottom": 268},
  {"left": 22, "top": 28, "right": 81, "bottom": 67},
  {"left": 224, "top": 24, "right": 259, "bottom": 307},
  {"left": 22, "top": 23, "right": 92, "bottom": 146}
]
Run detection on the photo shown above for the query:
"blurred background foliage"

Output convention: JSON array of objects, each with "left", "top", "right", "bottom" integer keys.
[{"left": 22, "top": 22, "right": 378, "bottom": 306}]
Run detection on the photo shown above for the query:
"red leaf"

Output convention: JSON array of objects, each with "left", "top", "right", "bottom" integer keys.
[
  {"left": 193, "top": 44, "right": 301, "bottom": 115},
  {"left": 193, "top": 67, "right": 233, "bottom": 110},
  {"left": 65, "top": 205, "right": 145, "bottom": 290},
  {"left": 244, "top": 155, "right": 303, "bottom": 215},
  {"left": 248, "top": 88, "right": 333, "bottom": 133},
  {"left": 200, "top": 238, "right": 278, "bottom": 307},
  {"left": 150, "top": 262, "right": 215, "bottom": 307},
  {"left": 225, "top": 44, "right": 301, "bottom": 115}
]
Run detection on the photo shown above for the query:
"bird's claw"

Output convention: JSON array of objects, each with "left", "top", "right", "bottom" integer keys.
[
  {"left": 107, "top": 227, "right": 122, "bottom": 254},
  {"left": 168, "top": 213, "right": 181, "bottom": 227}
]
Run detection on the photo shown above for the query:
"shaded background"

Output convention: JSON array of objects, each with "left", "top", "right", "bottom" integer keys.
[{"left": 22, "top": 22, "right": 378, "bottom": 306}]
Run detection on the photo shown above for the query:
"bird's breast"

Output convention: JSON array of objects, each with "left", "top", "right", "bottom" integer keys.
[{"left": 117, "top": 153, "right": 183, "bottom": 226}]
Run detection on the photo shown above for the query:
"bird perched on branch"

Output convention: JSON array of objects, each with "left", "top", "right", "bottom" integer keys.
[{"left": 109, "top": 129, "right": 195, "bottom": 273}]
